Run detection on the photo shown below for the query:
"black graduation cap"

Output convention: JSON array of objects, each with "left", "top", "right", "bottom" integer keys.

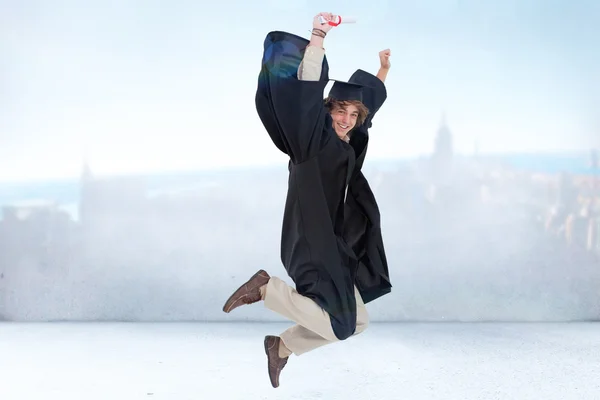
[
  {"left": 327, "top": 70, "right": 387, "bottom": 125},
  {"left": 327, "top": 79, "right": 366, "bottom": 103}
]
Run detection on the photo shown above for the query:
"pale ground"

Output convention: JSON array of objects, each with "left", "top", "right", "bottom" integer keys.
[{"left": 0, "top": 322, "right": 599, "bottom": 400}]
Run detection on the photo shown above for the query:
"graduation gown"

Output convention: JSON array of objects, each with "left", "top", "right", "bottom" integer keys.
[{"left": 255, "top": 30, "right": 392, "bottom": 340}]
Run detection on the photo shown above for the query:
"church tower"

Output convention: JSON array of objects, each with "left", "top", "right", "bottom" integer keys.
[
  {"left": 433, "top": 111, "right": 453, "bottom": 162},
  {"left": 430, "top": 111, "right": 455, "bottom": 186}
]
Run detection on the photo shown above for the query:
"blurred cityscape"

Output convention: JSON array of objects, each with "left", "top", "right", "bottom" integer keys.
[{"left": 0, "top": 116, "right": 598, "bottom": 321}]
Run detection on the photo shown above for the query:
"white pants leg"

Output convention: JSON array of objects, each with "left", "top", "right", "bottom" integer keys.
[{"left": 263, "top": 277, "right": 369, "bottom": 356}]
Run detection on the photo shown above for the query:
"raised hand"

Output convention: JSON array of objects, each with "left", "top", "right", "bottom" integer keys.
[
  {"left": 379, "top": 49, "right": 391, "bottom": 70},
  {"left": 312, "top": 12, "right": 336, "bottom": 35}
]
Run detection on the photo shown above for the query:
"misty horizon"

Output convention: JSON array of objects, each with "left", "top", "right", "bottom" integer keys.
[{"left": 1, "top": 0, "right": 599, "bottom": 323}]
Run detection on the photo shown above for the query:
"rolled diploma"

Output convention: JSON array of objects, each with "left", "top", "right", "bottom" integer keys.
[{"left": 318, "top": 15, "right": 357, "bottom": 25}]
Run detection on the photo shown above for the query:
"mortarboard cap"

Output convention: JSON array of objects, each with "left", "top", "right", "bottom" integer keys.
[{"left": 327, "top": 79, "right": 366, "bottom": 103}]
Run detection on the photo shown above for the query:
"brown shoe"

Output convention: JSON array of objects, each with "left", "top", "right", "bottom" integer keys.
[
  {"left": 264, "top": 335, "right": 288, "bottom": 388},
  {"left": 222, "top": 269, "right": 270, "bottom": 313}
]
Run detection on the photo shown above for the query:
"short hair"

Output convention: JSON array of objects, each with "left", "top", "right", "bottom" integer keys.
[{"left": 324, "top": 97, "right": 369, "bottom": 127}]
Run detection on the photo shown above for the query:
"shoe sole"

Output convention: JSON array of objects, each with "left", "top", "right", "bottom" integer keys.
[{"left": 222, "top": 269, "right": 267, "bottom": 313}]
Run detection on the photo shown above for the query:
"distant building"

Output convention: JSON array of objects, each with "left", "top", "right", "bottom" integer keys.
[
  {"left": 429, "top": 112, "right": 455, "bottom": 194},
  {"left": 433, "top": 112, "right": 453, "bottom": 165},
  {"left": 2, "top": 200, "right": 60, "bottom": 222},
  {"left": 0, "top": 198, "right": 75, "bottom": 281},
  {"left": 78, "top": 161, "right": 147, "bottom": 227}
]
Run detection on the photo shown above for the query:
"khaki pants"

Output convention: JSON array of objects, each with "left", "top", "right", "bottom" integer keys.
[{"left": 263, "top": 276, "right": 369, "bottom": 356}]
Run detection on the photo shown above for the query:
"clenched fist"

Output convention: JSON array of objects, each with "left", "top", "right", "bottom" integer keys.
[{"left": 379, "top": 49, "right": 391, "bottom": 70}]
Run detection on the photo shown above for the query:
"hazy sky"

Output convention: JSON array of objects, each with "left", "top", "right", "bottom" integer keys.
[{"left": 1, "top": 0, "right": 598, "bottom": 181}]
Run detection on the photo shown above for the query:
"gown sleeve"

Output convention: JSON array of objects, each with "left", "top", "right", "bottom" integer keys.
[
  {"left": 347, "top": 69, "right": 388, "bottom": 168},
  {"left": 348, "top": 69, "right": 387, "bottom": 132},
  {"left": 255, "top": 31, "right": 331, "bottom": 164}
]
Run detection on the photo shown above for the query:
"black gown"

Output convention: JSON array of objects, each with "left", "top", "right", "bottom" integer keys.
[{"left": 255, "top": 30, "right": 392, "bottom": 340}]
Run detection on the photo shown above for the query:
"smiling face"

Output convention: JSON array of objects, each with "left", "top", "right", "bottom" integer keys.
[
  {"left": 331, "top": 103, "right": 359, "bottom": 139},
  {"left": 325, "top": 98, "right": 369, "bottom": 142}
]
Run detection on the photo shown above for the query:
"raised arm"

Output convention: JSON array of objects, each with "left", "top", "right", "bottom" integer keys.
[
  {"left": 298, "top": 45, "right": 325, "bottom": 81},
  {"left": 376, "top": 49, "right": 391, "bottom": 82},
  {"left": 346, "top": 50, "right": 390, "bottom": 166},
  {"left": 255, "top": 13, "right": 338, "bottom": 164},
  {"left": 298, "top": 13, "right": 335, "bottom": 81}
]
